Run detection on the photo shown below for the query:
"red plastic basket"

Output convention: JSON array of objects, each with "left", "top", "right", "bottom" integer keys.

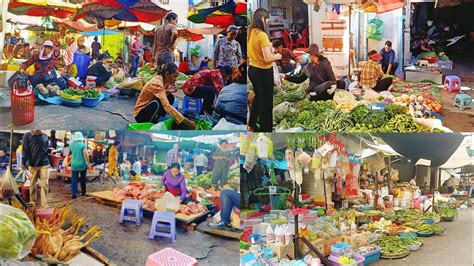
[{"left": 11, "top": 81, "right": 34, "bottom": 126}]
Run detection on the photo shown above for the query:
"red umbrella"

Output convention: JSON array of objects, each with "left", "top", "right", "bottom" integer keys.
[
  {"left": 8, "top": 0, "right": 80, "bottom": 19},
  {"left": 74, "top": 0, "right": 169, "bottom": 23}
]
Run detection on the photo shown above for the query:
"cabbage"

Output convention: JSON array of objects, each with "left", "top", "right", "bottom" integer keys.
[{"left": 0, "top": 204, "right": 36, "bottom": 260}]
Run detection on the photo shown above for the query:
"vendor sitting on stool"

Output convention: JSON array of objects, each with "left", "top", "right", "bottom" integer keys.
[
  {"left": 20, "top": 40, "right": 66, "bottom": 90},
  {"left": 181, "top": 65, "right": 233, "bottom": 116},
  {"left": 87, "top": 54, "right": 112, "bottom": 86},
  {"left": 380, "top": 41, "right": 398, "bottom": 75},
  {"left": 134, "top": 62, "right": 195, "bottom": 129},
  {"left": 283, "top": 43, "right": 345, "bottom": 101},
  {"left": 161, "top": 163, "right": 189, "bottom": 204},
  {"left": 360, "top": 50, "right": 393, "bottom": 92}
]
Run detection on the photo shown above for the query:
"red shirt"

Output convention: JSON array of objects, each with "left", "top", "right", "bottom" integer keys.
[
  {"left": 182, "top": 69, "right": 224, "bottom": 95},
  {"left": 178, "top": 61, "right": 190, "bottom": 73}
]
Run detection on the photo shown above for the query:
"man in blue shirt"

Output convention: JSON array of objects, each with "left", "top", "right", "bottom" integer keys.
[{"left": 380, "top": 41, "right": 398, "bottom": 75}]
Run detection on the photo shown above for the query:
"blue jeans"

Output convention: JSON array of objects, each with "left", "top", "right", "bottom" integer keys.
[
  {"left": 196, "top": 166, "right": 204, "bottom": 175},
  {"left": 130, "top": 55, "right": 140, "bottom": 77},
  {"left": 71, "top": 169, "right": 87, "bottom": 197},
  {"left": 220, "top": 189, "right": 240, "bottom": 225},
  {"left": 157, "top": 52, "right": 173, "bottom": 66}
]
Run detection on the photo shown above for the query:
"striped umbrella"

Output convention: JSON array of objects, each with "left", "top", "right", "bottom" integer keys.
[
  {"left": 74, "top": 0, "right": 169, "bottom": 23},
  {"left": 8, "top": 0, "right": 80, "bottom": 19},
  {"left": 187, "top": 2, "right": 247, "bottom": 27}
]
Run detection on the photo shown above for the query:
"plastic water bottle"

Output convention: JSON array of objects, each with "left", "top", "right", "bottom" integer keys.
[{"left": 266, "top": 224, "right": 275, "bottom": 243}]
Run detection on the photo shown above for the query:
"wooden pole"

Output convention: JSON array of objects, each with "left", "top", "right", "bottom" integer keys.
[{"left": 323, "top": 172, "right": 328, "bottom": 210}]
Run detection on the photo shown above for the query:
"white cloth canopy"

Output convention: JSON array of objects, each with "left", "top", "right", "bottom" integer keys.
[{"left": 438, "top": 135, "right": 473, "bottom": 169}]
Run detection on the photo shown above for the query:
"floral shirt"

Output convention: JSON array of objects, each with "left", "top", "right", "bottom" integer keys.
[
  {"left": 182, "top": 69, "right": 224, "bottom": 95},
  {"left": 214, "top": 37, "right": 242, "bottom": 67}
]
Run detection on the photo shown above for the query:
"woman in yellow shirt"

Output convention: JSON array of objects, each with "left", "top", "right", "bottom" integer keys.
[
  {"left": 108, "top": 141, "right": 120, "bottom": 178},
  {"left": 247, "top": 8, "right": 282, "bottom": 132}
]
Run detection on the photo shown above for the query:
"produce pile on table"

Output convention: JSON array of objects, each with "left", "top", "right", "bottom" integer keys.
[
  {"left": 175, "top": 73, "right": 191, "bottom": 89},
  {"left": 273, "top": 79, "right": 446, "bottom": 132},
  {"left": 373, "top": 236, "right": 412, "bottom": 257},
  {"left": 31, "top": 206, "right": 102, "bottom": 262},
  {"left": 178, "top": 202, "right": 208, "bottom": 216},
  {"left": 187, "top": 173, "right": 213, "bottom": 188},
  {"left": 113, "top": 183, "right": 163, "bottom": 211}
]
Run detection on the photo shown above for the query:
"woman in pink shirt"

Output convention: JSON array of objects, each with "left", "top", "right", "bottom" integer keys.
[{"left": 129, "top": 31, "right": 144, "bottom": 77}]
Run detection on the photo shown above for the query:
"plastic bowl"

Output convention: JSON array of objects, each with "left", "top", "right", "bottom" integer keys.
[
  {"left": 409, "top": 243, "right": 421, "bottom": 251},
  {"left": 60, "top": 98, "right": 82, "bottom": 107},
  {"left": 417, "top": 230, "right": 434, "bottom": 237},
  {"left": 82, "top": 97, "right": 101, "bottom": 107},
  {"left": 398, "top": 232, "right": 417, "bottom": 239}
]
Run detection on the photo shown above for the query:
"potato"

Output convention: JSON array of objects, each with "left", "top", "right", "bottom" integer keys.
[
  {"left": 46, "top": 85, "right": 54, "bottom": 91},
  {"left": 39, "top": 88, "right": 49, "bottom": 96}
]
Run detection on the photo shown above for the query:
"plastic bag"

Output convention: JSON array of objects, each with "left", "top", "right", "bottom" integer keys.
[
  {"left": 213, "top": 118, "right": 246, "bottom": 131},
  {"left": 273, "top": 63, "right": 283, "bottom": 88},
  {"left": 0, "top": 204, "right": 37, "bottom": 259},
  {"left": 333, "top": 89, "right": 356, "bottom": 104},
  {"left": 297, "top": 151, "right": 312, "bottom": 166},
  {"left": 155, "top": 192, "right": 181, "bottom": 213},
  {"left": 273, "top": 102, "right": 293, "bottom": 123},
  {"left": 367, "top": 17, "right": 384, "bottom": 35},
  {"left": 362, "top": 88, "right": 380, "bottom": 101},
  {"left": 1, "top": 167, "right": 19, "bottom": 199}
]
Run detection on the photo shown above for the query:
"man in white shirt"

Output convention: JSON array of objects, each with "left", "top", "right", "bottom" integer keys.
[
  {"left": 194, "top": 153, "right": 208, "bottom": 175},
  {"left": 132, "top": 158, "right": 142, "bottom": 176}
]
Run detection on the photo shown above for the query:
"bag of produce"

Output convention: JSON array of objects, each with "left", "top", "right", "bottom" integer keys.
[
  {"left": 273, "top": 102, "right": 293, "bottom": 123},
  {"left": 273, "top": 63, "right": 283, "bottom": 89},
  {"left": 362, "top": 88, "right": 380, "bottom": 101},
  {"left": 333, "top": 89, "right": 356, "bottom": 105},
  {"left": 0, "top": 204, "right": 37, "bottom": 260},
  {"left": 155, "top": 192, "right": 181, "bottom": 213},
  {"left": 0, "top": 167, "right": 19, "bottom": 199}
]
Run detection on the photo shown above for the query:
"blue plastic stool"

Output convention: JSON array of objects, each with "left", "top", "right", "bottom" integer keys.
[
  {"left": 444, "top": 75, "right": 461, "bottom": 93},
  {"left": 158, "top": 100, "right": 179, "bottom": 122},
  {"left": 182, "top": 96, "right": 203, "bottom": 115},
  {"left": 119, "top": 199, "right": 143, "bottom": 225},
  {"left": 149, "top": 211, "right": 176, "bottom": 243},
  {"left": 453, "top": 93, "right": 472, "bottom": 111}
]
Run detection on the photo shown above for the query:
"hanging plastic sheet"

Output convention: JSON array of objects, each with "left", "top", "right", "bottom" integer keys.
[{"left": 374, "top": 0, "right": 405, "bottom": 14}]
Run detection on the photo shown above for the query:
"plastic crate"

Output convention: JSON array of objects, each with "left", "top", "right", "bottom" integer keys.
[
  {"left": 146, "top": 248, "right": 197, "bottom": 266},
  {"left": 358, "top": 245, "right": 381, "bottom": 266},
  {"left": 331, "top": 242, "right": 352, "bottom": 257},
  {"left": 329, "top": 253, "right": 365, "bottom": 266},
  {"left": 437, "top": 60, "right": 453, "bottom": 70},
  {"left": 243, "top": 218, "right": 263, "bottom": 228}
]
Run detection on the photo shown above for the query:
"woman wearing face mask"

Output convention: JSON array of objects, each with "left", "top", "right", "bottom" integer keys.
[
  {"left": 247, "top": 8, "right": 282, "bottom": 132},
  {"left": 134, "top": 62, "right": 195, "bottom": 129},
  {"left": 160, "top": 163, "right": 188, "bottom": 203},
  {"left": 20, "top": 40, "right": 66, "bottom": 89}
]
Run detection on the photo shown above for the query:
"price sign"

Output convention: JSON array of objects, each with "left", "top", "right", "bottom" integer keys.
[{"left": 269, "top": 186, "right": 277, "bottom": 195}]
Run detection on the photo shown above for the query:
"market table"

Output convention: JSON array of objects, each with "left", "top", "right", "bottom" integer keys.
[{"left": 404, "top": 66, "right": 443, "bottom": 84}]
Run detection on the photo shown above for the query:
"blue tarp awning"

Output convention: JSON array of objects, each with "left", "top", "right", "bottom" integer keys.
[{"left": 81, "top": 29, "right": 121, "bottom": 36}]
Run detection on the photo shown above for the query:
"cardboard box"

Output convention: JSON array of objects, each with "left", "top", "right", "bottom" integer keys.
[
  {"left": 342, "top": 232, "right": 368, "bottom": 248},
  {"left": 322, "top": 236, "right": 343, "bottom": 256},
  {"left": 268, "top": 242, "right": 295, "bottom": 259},
  {"left": 323, "top": 37, "right": 344, "bottom": 52}
]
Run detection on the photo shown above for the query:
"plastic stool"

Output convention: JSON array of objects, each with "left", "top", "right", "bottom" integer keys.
[
  {"left": 444, "top": 75, "right": 461, "bottom": 93},
  {"left": 36, "top": 208, "right": 54, "bottom": 221},
  {"left": 149, "top": 211, "right": 176, "bottom": 242},
  {"left": 146, "top": 248, "right": 198, "bottom": 266},
  {"left": 453, "top": 93, "right": 472, "bottom": 111},
  {"left": 182, "top": 96, "right": 203, "bottom": 115},
  {"left": 119, "top": 199, "right": 143, "bottom": 225}
]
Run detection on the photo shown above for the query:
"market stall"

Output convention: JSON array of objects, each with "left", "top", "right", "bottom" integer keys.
[
  {"left": 0, "top": 130, "right": 241, "bottom": 265},
  {"left": 239, "top": 132, "right": 473, "bottom": 266}
]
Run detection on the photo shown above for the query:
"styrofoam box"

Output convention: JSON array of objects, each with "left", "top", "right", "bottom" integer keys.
[{"left": 322, "top": 29, "right": 345, "bottom": 36}]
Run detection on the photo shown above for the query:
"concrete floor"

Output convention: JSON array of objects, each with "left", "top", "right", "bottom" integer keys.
[
  {"left": 44, "top": 179, "right": 239, "bottom": 266},
  {"left": 376, "top": 207, "right": 473, "bottom": 266},
  {"left": 0, "top": 88, "right": 186, "bottom": 130}
]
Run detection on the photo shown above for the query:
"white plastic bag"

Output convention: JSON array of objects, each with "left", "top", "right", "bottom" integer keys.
[
  {"left": 273, "top": 63, "right": 283, "bottom": 88},
  {"left": 213, "top": 118, "right": 247, "bottom": 131},
  {"left": 0, "top": 204, "right": 37, "bottom": 260},
  {"left": 155, "top": 192, "right": 181, "bottom": 213},
  {"left": 1, "top": 167, "right": 19, "bottom": 199}
]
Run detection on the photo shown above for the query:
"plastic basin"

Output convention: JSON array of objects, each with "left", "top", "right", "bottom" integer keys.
[
  {"left": 82, "top": 97, "right": 100, "bottom": 107},
  {"left": 60, "top": 98, "right": 82, "bottom": 107},
  {"left": 128, "top": 122, "right": 155, "bottom": 131}
]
